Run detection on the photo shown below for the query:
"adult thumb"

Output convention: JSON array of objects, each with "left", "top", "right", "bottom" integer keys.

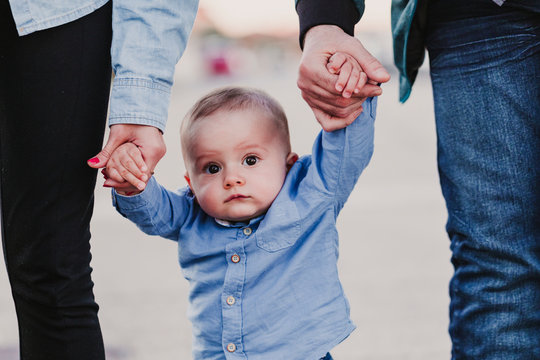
[
  {"left": 87, "top": 135, "right": 124, "bottom": 169},
  {"left": 349, "top": 40, "right": 390, "bottom": 84}
]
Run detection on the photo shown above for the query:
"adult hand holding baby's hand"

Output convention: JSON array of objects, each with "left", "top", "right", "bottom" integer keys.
[
  {"left": 298, "top": 25, "right": 390, "bottom": 131},
  {"left": 101, "top": 142, "right": 148, "bottom": 194},
  {"left": 87, "top": 124, "right": 165, "bottom": 191}
]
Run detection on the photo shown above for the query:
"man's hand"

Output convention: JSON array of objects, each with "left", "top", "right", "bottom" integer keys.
[
  {"left": 87, "top": 124, "right": 166, "bottom": 190},
  {"left": 298, "top": 25, "right": 390, "bottom": 131}
]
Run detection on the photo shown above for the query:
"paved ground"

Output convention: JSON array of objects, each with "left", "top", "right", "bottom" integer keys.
[{"left": 0, "top": 40, "right": 453, "bottom": 359}]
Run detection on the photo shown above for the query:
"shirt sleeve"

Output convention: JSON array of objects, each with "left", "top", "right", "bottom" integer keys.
[
  {"left": 108, "top": 0, "right": 199, "bottom": 132},
  {"left": 295, "top": 0, "right": 364, "bottom": 47},
  {"left": 112, "top": 176, "right": 192, "bottom": 241},
  {"left": 307, "top": 96, "right": 376, "bottom": 214}
]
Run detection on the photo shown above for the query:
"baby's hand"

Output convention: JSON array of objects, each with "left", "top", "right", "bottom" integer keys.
[
  {"left": 102, "top": 142, "right": 149, "bottom": 195},
  {"left": 327, "top": 52, "right": 367, "bottom": 99}
]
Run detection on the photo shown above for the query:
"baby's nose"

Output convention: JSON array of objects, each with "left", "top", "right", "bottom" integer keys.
[{"left": 224, "top": 173, "right": 245, "bottom": 188}]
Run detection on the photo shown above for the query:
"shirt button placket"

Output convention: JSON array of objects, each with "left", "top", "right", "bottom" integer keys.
[{"left": 223, "top": 227, "right": 253, "bottom": 358}]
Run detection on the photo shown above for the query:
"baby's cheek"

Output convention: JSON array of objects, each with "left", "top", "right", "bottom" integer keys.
[{"left": 197, "top": 198, "right": 219, "bottom": 218}]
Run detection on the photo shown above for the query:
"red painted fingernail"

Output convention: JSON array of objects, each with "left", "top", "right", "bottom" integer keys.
[{"left": 88, "top": 157, "right": 100, "bottom": 164}]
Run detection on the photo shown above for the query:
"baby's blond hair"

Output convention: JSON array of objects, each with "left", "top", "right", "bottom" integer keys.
[{"left": 181, "top": 86, "right": 291, "bottom": 160}]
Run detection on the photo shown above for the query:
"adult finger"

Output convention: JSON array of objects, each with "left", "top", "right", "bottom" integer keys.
[
  {"left": 343, "top": 37, "right": 391, "bottom": 84},
  {"left": 301, "top": 90, "right": 364, "bottom": 119}
]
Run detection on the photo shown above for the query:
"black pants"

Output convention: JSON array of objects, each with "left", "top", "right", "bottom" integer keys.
[{"left": 0, "top": 2, "right": 112, "bottom": 359}]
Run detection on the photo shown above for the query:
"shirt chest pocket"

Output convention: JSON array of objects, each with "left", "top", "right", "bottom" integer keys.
[{"left": 255, "top": 203, "right": 302, "bottom": 252}]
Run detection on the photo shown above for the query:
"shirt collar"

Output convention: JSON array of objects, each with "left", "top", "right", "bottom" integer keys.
[{"left": 214, "top": 214, "right": 265, "bottom": 228}]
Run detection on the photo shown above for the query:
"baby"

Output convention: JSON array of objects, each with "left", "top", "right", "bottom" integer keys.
[{"left": 106, "top": 54, "right": 376, "bottom": 360}]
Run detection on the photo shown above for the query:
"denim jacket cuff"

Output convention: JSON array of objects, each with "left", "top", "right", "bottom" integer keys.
[{"left": 108, "top": 77, "right": 171, "bottom": 132}]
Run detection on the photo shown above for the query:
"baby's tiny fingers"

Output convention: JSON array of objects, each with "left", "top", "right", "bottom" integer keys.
[
  {"left": 336, "top": 61, "right": 353, "bottom": 93},
  {"left": 343, "top": 67, "right": 361, "bottom": 98},
  {"left": 119, "top": 168, "right": 146, "bottom": 191},
  {"left": 121, "top": 157, "right": 144, "bottom": 179},
  {"left": 354, "top": 72, "right": 368, "bottom": 94},
  {"left": 327, "top": 52, "right": 347, "bottom": 74},
  {"left": 128, "top": 145, "right": 148, "bottom": 173},
  {"left": 106, "top": 166, "right": 125, "bottom": 183}
]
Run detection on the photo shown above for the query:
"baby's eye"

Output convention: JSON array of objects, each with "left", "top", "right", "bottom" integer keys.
[
  {"left": 243, "top": 156, "right": 258, "bottom": 166},
  {"left": 205, "top": 164, "right": 221, "bottom": 174}
]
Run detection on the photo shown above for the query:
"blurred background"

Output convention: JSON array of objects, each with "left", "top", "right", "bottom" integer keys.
[{"left": 0, "top": 1, "right": 453, "bottom": 359}]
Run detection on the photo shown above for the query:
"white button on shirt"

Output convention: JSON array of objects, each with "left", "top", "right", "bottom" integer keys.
[{"left": 243, "top": 227, "right": 252, "bottom": 236}]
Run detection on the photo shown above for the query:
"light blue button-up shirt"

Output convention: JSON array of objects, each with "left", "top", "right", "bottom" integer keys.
[
  {"left": 113, "top": 97, "right": 377, "bottom": 359},
  {"left": 8, "top": 0, "right": 199, "bottom": 132}
]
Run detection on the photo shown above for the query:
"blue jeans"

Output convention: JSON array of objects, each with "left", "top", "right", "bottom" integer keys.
[{"left": 426, "top": 6, "right": 540, "bottom": 360}]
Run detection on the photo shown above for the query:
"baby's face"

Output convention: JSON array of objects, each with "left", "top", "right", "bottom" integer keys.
[{"left": 184, "top": 108, "right": 296, "bottom": 222}]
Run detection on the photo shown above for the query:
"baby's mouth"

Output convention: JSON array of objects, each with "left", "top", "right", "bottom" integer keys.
[{"left": 225, "top": 194, "right": 249, "bottom": 202}]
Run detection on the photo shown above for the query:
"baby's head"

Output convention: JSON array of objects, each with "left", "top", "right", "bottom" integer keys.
[{"left": 180, "top": 87, "right": 298, "bottom": 222}]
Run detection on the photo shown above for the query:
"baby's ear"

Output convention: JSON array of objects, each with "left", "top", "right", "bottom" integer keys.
[
  {"left": 184, "top": 172, "right": 193, "bottom": 191},
  {"left": 286, "top": 152, "right": 298, "bottom": 171}
]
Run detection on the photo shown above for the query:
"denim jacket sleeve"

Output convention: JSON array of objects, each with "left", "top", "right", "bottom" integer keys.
[
  {"left": 112, "top": 176, "right": 192, "bottom": 241},
  {"left": 108, "top": 0, "right": 199, "bottom": 132}
]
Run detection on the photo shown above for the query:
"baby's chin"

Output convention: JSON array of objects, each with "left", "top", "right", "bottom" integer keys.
[{"left": 215, "top": 207, "right": 270, "bottom": 224}]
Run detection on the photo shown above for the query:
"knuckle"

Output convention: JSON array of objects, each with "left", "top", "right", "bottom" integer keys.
[
  {"left": 334, "top": 108, "right": 350, "bottom": 118},
  {"left": 155, "top": 145, "right": 166, "bottom": 159},
  {"left": 300, "top": 91, "right": 313, "bottom": 104},
  {"left": 124, "top": 158, "right": 135, "bottom": 168},
  {"left": 128, "top": 148, "right": 139, "bottom": 157},
  {"left": 100, "top": 148, "right": 112, "bottom": 159},
  {"left": 298, "top": 62, "right": 310, "bottom": 77},
  {"left": 297, "top": 78, "right": 309, "bottom": 92},
  {"left": 335, "top": 97, "right": 351, "bottom": 107}
]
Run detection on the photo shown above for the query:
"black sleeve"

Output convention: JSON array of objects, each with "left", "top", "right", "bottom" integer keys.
[{"left": 296, "top": 0, "right": 361, "bottom": 48}]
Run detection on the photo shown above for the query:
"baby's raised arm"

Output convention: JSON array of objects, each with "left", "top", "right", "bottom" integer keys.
[{"left": 102, "top": 142, "right": 149, "bottom": 195}]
